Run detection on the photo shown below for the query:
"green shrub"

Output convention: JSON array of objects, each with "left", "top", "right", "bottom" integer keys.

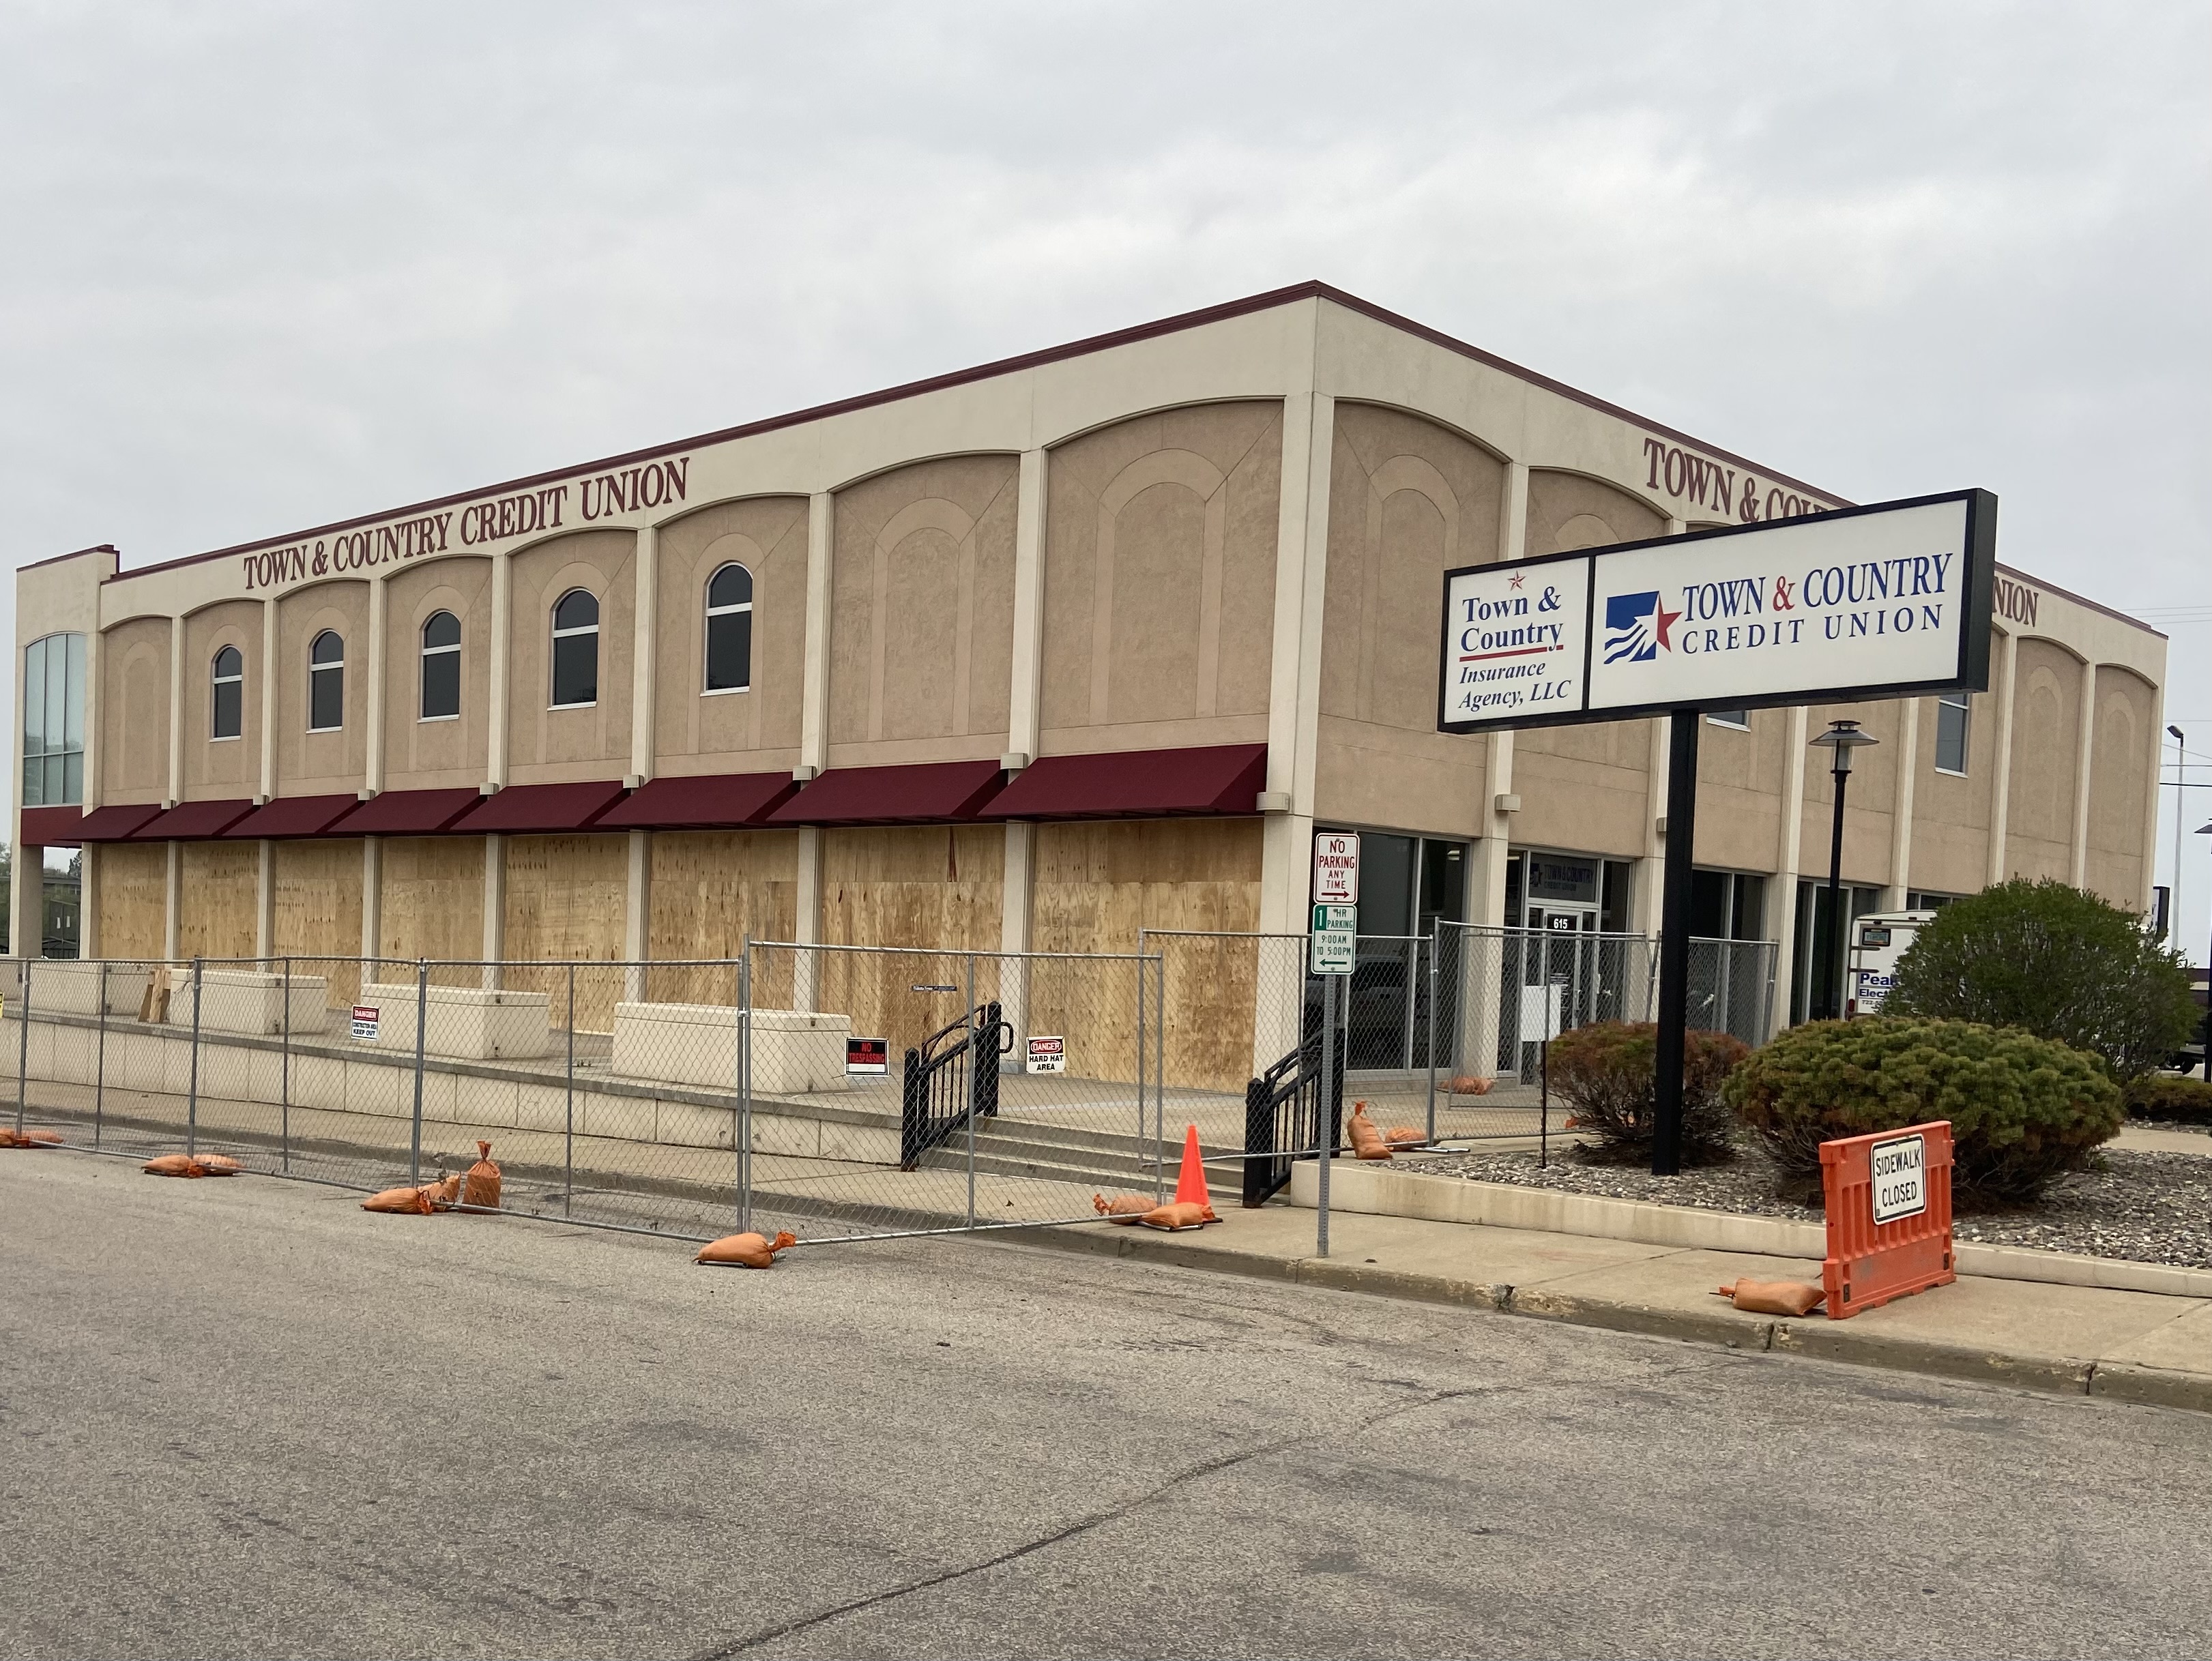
[
  {"left": 1545, "top": 1020, "right": 1749, "bottom": 1166},
  {"left": 1883, "top": 879, "right": 2196, "bottom": 1083},
  {"left": 2123, "top": 1072, "right": 2212, "bottom": 1127},
  {"left": 1724, "top": 1015, "right": 2122, "bottom": 1206}
]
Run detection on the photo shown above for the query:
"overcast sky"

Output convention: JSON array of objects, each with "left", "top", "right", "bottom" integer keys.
[{"left": 3, "top": 1, "right": 2207, "bottom": 945}]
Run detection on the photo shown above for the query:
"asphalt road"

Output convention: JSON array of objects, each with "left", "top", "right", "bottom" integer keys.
[{"left": 4, "top": 1151, "right": 2210, "bottom": 1660}]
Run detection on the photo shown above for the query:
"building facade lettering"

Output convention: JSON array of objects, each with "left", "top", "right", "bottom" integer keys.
[{"left": 1640, "top": 437, "right": 1834, "bottom": 524}]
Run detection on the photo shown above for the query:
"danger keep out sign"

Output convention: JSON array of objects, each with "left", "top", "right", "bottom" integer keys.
[{"left": 1870, "top": 1132, "right": 1928, "bottom": 1225}]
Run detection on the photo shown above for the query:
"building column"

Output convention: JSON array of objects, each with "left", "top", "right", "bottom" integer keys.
[
  {"left": 794, "top": 825, "right": 823, "bottom": 1012},
  {"left": 480, "top": 833, "right": 506, "bottom": 989},
  {"left": 163, "top": 841, "right": 181, "bottom": 961},
  {"left": 629, "top": 523, "right": 659, "bottom": 784},
  {"left": 166, "top": 615, "right": 184, "bottom": 808},
  {"left": 360, "top": 836, "right": 383, "bottom": 982},
  {"left": 364, "top": 575, "right": 388, "bottom": 795},
  {"left": 798, "top": 493, "right": 833, "bottom": 781},
  {"left": 624, "top": 829, "right": 650, "bottom": 1001},
  {"left": 1887, "top": 696, "right": 1923, "bottom": 910},
  {"left": 2069, "top": 658, "right": 2097, "bottom": 889},
  {"left": 998, "top": 447, "right": 1048, "bottom": 1038},
  {"left": 1255, "top": 357, "right": 1332, "bottom": 943},
  {"left": 1472, "top": 460, "right": 1530, "bottom": 931},
  {"left": 486, "top": 552, "right": 512, "bottom": 791},
  {"left": 254, "top": 840, "right": 275, "bottom": 959},
  {"left": 1985, "top": 628, "right": 2018, "bottom": 886},
  {"left": 78, "top": 844, "right": 100, "bottom": 961},
  {"left": 1769, "top": 705, "right": 1811, "bottom": 1035},
  {"left": 8, "top": 836, "right": 35, "bottom": 959},
  {"left": 998, "top": 820, "right": 1035, "bottom": 1046},
  {"left": 78, "top": 628, "right": 104, "bottom": 961},
  {"left": 259, "top": 598, "right": 278, "bottom": 800},
  {"left": 2140, "top": 678, "right": 2168, "bottom": 915}
]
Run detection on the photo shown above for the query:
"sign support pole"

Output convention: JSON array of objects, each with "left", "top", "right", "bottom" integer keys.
[{"left": 1652, "top": 709, "right": 1700, "bottom": 1176}]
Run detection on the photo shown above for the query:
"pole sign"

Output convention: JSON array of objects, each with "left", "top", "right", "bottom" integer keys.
[
  {"left": 1310, "top": 904, "right": 1356, "bottom": 975},
  {"left": 1313, "top": 832, "right": 1360, "bottom": 903},
  {"left": 1438, "top": 490, "right": 1996, "bottom": 733}
]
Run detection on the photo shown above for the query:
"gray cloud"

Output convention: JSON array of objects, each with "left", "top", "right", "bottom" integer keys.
[{"left": 3, "top": 0, "right": 2207, "bottom": 922}]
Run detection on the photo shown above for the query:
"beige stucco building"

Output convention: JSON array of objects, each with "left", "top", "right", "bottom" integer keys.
[{"left": 10, "top": 282, "right": 2168, "bottom": 1055}]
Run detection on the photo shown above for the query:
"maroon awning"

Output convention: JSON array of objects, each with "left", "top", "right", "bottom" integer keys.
[
  {"left": 596, "top": 771, "right": 798, "bottom": 831},
  {"left": 325, "top": 787, "right": 484, "bottom": 837},
  {"left": 762, "top": 759, "right": 1007, "bottom": 827},
  {"left": 19, "top": 806, "right": 85, "bottom": 847},
  {"left": 980, "top": 744, "right": 1268, "bottom": 821},
  {"left": 72, "top": 804, "right": 163, "bottom": 843},
  {"left": 221, "top": 794, "right": 360, "bottom": 840},
  {"left": 130, "top": 799, "right": 254, "bottom": 840},
  {"left": 448, "top": 780, "right": 629, "bottom": 836}
]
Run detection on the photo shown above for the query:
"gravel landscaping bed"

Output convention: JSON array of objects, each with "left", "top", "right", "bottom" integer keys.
[{"left": 1395, "top": 1143, "right": 2212, "bottom": 1270}]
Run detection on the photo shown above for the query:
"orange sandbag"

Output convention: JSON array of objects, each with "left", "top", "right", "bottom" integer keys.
[
  {"left": 361, "top": 1183, "right": 433, "bottom": 1215},
  {"left": 462, "top": 1141, "right": 501, "bottom": 1210},
  {"left": 1, "top": 1128, "right": 63, "bottom": 1148},
  {"left": 1447, "top": 1074, "right": 1494, "bottom": 1096},
  {"left": 1092, "top": 1193, "right": 1152, "bottom": 1224},
  {"left": 695, "top": 1229, "right": 798, "bottom": 1268},
  {"left": 194, "top": 1153, "right": 243, "bottom": 1177},
  {"left": 1135, "top": 1200, "right": 1217, "bottom": 1231},
  {"left": 1345, "top": 1102, "right": 1391, "bottom": 1161},
  {"left": 1715, "top": 1279, "right": 1827, "bottom": 1317},
  {"left": 1382, "top": 1125, "right": 1426, "bottom": 1149},
  {"left": 143, "top": 1153, "right": 206, "bottom": 1178}
]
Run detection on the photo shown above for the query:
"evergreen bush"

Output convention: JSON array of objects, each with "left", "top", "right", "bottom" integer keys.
[
  {"left": 1545, "top": 1020, "right": 1749, "bottom": 1166},
  {"left": 1883, "top": 879, "right": 2195, "bottom": 1083},
  {"left": 2123, "top": 1072, "right": 2212, "bottom": 1127},
  {"left": 1724, "top": 1015, "right": 2122, "bottom": 1205}
]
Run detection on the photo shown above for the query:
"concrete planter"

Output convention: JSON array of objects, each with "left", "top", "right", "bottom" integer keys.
[
  {"left": 611, "top": 1001, "right": 852, "bottom": 1095},
  {"left": 160, "top": 969, "right": 331, "bottom": 1036},
  {"left": 24, "top": 960, "right": 143, "bottom": 1018},
  {"left": 357, "top": 982, "right": 552, "bottom": 1060}
]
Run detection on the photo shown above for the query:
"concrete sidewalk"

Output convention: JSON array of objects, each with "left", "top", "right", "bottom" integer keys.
[{"left": 1015, "top": 1201, "right": 2212, "bottom": 1413}]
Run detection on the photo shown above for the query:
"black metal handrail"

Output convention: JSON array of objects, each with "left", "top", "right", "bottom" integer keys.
[
  {"left": 1240, "top": 1026, "right": 1343, "bottom": 1207},
  {"left": 899, "top": 1001, "right": 1008, "bottom": 1171}
]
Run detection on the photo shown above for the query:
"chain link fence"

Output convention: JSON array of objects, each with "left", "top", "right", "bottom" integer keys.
[{"left": 4, "top": 926, "right": 1775, "bottom": 1241}]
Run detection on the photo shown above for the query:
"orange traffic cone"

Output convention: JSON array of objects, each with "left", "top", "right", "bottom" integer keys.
[{"left": 1173, "top": 1123, "right": 1213, "bottom": 1210}]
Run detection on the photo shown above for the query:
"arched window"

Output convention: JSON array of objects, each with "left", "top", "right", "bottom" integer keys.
[
  {"left": 308, "top": 630, "right": 345, "bottom": 732},
  {"left": 420, "top": 611, "right": 461, "bottom": 720},
  {"left": 211, "top": 646, "right": 244, "bottom": 739},
  {"left": 704, "top": 563, "right": 753, "bottom": 692},
  {"left": 551, "top": 588, "right": 598, "bottom": 707}
]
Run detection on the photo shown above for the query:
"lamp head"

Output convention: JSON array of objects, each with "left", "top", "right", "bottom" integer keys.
[{"left": 1809, "top": 717, "right": 1880, "bottom": 776}]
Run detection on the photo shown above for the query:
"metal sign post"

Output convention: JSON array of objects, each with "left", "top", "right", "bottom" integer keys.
[
  {"left": 1309, "top": 830, "right": 1358, "bottom": 1259},
  {"left": 1652, "top": 709, "right": 1700, "bottom": 1175}
]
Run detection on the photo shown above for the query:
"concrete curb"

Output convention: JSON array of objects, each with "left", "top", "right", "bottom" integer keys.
[
  {"left": 1000, "top": 1220, "right": 2212, "bottom": 1415},
  {"left": 1290, "top": 1162, "right": 2212, "bottom": 1300}
]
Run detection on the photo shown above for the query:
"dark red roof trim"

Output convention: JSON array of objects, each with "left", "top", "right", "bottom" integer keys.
[
  {"left": 762, "top": 760, "right": 1006, "bottom": 827},
  {"left": 99, "top": 282, "right": 1847, "bottom": 583},
  {"left": 980, "top": 744, "right": 1268, "bottom": 822},
  {"left": 448, "top": 780, "right": 629, "bottom": 836},
  {"left": 596, "top": 771, "right": 798, "bottom": 831}
]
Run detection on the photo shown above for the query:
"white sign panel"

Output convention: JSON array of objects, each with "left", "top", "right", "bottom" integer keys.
[
  {"left": 1442, "top": 556, "right": 1590, "bottom": 726},
  {"left": 351, "top": 1004, "right": 380, "bottom": 1042},
  {"left": 1870, "top": 1132, "right": 1928, "bottom": 1225},
  {"left": 1310, "top": 903, "right": 1356, "bottom": 975},
  {"left": 1313, "top": 832, "right": 1360, "bottom": 904},
  {"left": 1439, "top": 490, "right": 1994, "bottom": 734},
  {"left": 1025, "top": 1035, "right": 1066, "bottom": 1074}
]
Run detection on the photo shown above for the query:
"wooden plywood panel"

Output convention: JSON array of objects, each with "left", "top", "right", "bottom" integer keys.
[
  {"left": 93, "top": 842, "right": 169, "bottom": 963},
  {"left": 645, "top": 829, "right": 800, "bottom": 1007},
  {"left": 175, "top": 842, "right": 259, "bottom": 963},
  {"left": 273, "top": 838, "right": 364, "bottom": 1010},
  {"left": 809, "top": 827, "right": 1005, "bottom": 1053},
  {"left": 377, "top": 836, "right": 486, "bottom": 987},
  {"left": 504, "top": 833, "right": 629, "bottom": 1031},
  {"left": 1030, "top": 819, "right": 1264, "bottom": 1093}
]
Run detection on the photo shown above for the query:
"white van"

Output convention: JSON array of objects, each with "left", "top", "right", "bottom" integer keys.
[{"left": 1846, "top": 910, "right": 1939, "bottom": 1017}]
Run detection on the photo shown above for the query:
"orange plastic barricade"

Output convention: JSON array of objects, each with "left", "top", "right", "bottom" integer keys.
[{"left": 1820, "top": 1119, "right": 1955, "bottom": 1319}]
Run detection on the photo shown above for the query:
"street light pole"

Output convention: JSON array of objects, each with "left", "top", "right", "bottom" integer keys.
[
  {"left": 2198, "top": 819, "right": 2211, "bottom": 1081},
  {"left": 2171, "top": 724, "right": 2188, "bottom": 943},
  {"left": 1809, "top": 720, "right": 1880, "bottom": 1021}
]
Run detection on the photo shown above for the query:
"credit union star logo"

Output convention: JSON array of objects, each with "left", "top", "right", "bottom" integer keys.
[{"left": 1602, "top": 591, "right": 1681, "bottom": 664}]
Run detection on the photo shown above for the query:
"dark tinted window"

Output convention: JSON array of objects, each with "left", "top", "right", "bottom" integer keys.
[
  {"left": 212, "top": 646, "right": 244, "bottom": 739},
  {"left": 551, "top": 589, "right": 598, "bottom": 707},
  {"left": 421, "top": 611, "right": 461, "bottom": 719},
  {"left": 308, "top": 630, "right": 344, "bottom": 731},
  {"left": 705, "top": 563, "right": 753, "bottom": 692}
]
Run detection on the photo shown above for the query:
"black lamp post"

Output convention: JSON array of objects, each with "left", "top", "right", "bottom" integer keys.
[
  {"left": 1809, "top": 719, "right": 1880, "bottom": 1020},
  {"left": 2197, "top": 819, "right": 2211, "bottom": 1080}
]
